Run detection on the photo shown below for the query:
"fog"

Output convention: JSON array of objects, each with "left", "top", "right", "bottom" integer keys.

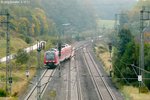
[{"left": 88, "top": 0, "right": 137, "bottom": 19}]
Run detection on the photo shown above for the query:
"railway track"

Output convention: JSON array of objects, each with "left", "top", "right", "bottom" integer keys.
[
  {"left": 64, "top": 47, "right": 83, "bottom": 100},
  {"left": 24, "top": 69, "right": 56, "bottom": 100},
  {"left": 66, "top": 59, "right": 71, "bottom": 100},
  {"left": 74, "top": 50, "right": 83, "bottom": 100},
  {"left": 82, "top": 47, "right": 116, "bottom": 100}
]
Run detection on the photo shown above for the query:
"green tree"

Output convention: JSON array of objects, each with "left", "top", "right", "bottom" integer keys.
[
  {"left": 113, "top": 0, "right": 150, "bottom": 88},
  {"left": 144, "top": 44, "right": 150, "bottom": 88},
  {"left": 113, "top": 28, "right": 137, "bottom": 84},
  {"left": 118, "top": 28, "right": 133, "bottom": 56},
  {"left": 16, "top": 49, "right": 29, "bottom": 64},
  {"left": 18, "top": 17, "right": 30, "bottom": 35},
  {"left": 120, "top": 41, "right": 138, "bottom": 83}
]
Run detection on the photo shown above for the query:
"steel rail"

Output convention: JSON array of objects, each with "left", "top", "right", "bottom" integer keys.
[
  {"left": 40, "top": 69, "right": 56, "bottom": 97},
  {"left": 86, "top": 48, "right": 116, "bottom": 100},
  {"left": 82, "top": 48, "right": 104, "bottom": 100},
  {"left": 74, "top": 50, "right": 83, "bottom": 100},
  {"left": 24, "top": 69, "right": 55, "bottom": 100},
  {"left": 24, "top": 69, "right": 48, "bottom": 100},
  {"left": 66, "top": 59, "right": 71, "bottom": 100}
]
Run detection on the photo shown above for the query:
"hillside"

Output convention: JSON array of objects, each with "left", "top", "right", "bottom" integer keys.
[
  {"left": 0, "top": 1, "right": 59, "bottom": 60},
  {"left": 40, "top": 0, "right": 96, "bottom": 33}
]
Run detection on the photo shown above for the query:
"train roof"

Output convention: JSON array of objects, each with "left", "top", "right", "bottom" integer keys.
[
  {"left": 54, "top": 43, "right": 70, "bottom": 49},
  {"left": 46, "top": 43, "right": 71, "bottom": 53},
  {"left": 49, "top": 48, "right": 58, "bottom": 52},
  {"left": 45, "top": 48, "right": 58, "bottom": 53},
  {"left": 62, "top": 43, "right": 70, "bottom": 47}
]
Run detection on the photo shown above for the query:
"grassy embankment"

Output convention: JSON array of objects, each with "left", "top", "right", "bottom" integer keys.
[
  {"left": 0, "top": 35, "right": 56, "bottom": 99},
  {"left": 94, "top": 43, "right": 150, "bottom": 100},
  {"left": 0, "top": 36, "right": 37, "bottom": 99},
  {"left": 0, "top": 36, "right": 28, "bottom": 58}
]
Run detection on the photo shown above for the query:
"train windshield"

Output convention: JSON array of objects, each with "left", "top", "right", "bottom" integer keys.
[{"left": 46, "top": 52, "right": 55, "bottom": 60}]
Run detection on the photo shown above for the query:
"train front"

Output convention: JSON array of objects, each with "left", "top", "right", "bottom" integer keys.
[{"left": 44, "top": 51, "right": 59, "bottom": 69}]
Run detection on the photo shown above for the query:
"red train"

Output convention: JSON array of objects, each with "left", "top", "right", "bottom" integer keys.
[{"left": 44, "top": 43, "right": 72, "bottom": 68}]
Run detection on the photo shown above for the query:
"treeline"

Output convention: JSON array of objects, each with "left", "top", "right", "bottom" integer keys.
[
  {"left": 0, "top": 0, "right": 97, "bottom": 44},
  {"left": 2, "top": 5, "right": 58, "bottom": 42},
  {"left": 112, "top": 0, "right": 150, "bottom": 90}
]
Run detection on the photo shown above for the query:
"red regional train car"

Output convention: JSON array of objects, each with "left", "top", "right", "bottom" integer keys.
[{"left": 44, "top": 44, "right": 72, "bottom": 69}]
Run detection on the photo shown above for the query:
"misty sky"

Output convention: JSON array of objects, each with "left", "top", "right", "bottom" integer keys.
[{"left": 89, "top": 0, "right": 137, "bottom": 19}]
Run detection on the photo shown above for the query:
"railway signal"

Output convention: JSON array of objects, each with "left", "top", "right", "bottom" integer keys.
[
  {"left": 37, "top": 43, "right": 41, "bottom": 52},
  {"left": 108, "top": 42, "right": 112, "bottom": 58},
  {"left": 26, "top": 70, "right": 30, "bottom": 78},
  {"left": 108, "top": 43, "right": 113, "bottom": 77},
  {"left": 40, "top": 41, "right": 46, "bottom": 50},
  {"left": 58, "top": 42, "right": 61, "bottom": 77},
  {"left": 58, "top": 42, "right": 62, "bottom": 57},
  {"left": 108, "top": 43, "right": 112, "bottom": 53},
  {"left": 8, "top": 77, "right": 12, "bottom": 84}
]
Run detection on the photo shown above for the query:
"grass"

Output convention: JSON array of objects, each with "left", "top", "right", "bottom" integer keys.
[
  {"left": 0, "top": 34, "right": 36, "bottom": 100},
  {"left": 12, "top": 67, "right": 36, "bottom": 97},
  {"left": 0, "top": 46, "right": 46, "bottom": 99},
  {"left": 94, "top": 43, "right": 111, "bottom": 74},
  {"left": 0, "top": 61, "right": 36, "bottom": 99},
  {"left": 0, "top": 35, "right": 53, "bottom": 99},
  {"left": 0, "top": 36, "right": 28, "bottom": 58},
  {"left": 0, "top": 35, "right": 31, "bottom": 99},
  {"left": 122, "top": 86, "right": 150, "bottom": 100},
  {"left": 95, "top": 43, "right": 150, "bottom": 100}
]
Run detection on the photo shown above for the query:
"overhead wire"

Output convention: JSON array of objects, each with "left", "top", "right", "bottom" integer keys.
[
  {"left": 131, "top": 64, "right": 150, "bottom": 74},
  {"left": 119, "top": 59, "right": 150, "bottom": 74},
  {"left": 113, "top": 63, "right": 130, "bottom": 85},
  {"left": 113, "top": 57, "right": 150, "bottom": 92},
  {"left": 120, "top": 60, "right": 150, "bottom": 90}
]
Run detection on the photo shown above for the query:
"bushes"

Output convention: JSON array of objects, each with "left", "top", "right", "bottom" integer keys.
[
  {"left": 0, "top": 89, "right": 6, "bottom": 97},
  {"left": 25, "top": 36, "right": 32, "bottom": 44},
  {"left": 0, "top": 30, "right": 5, "bottom": 38},
  {"left": 15, "top": 49, "right": 29, "bottom": 65},
  {"left": 140, "top": 86, "right": 149, "bottom": 93}
]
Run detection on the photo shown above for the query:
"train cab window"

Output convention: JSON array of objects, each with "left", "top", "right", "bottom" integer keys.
[
  {"left": 65, "top": 44, "right": 69, "bottom": 47},
  {"left": 61, "top": 45, "right": 65, "bottom": 48},
  {"left": 46, "top": 52, "right": 55, "bottom": 60},
  {"left": 50, "top": 48, "right": 57, "bottom": 52}
]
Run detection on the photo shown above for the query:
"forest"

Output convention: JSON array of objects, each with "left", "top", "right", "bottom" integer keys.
[
  {"left": 111, "top": 0, "right": 150, "bottom": 91},
  {"left": 0, "top": 0, "right": 137, "bottom": 42}
]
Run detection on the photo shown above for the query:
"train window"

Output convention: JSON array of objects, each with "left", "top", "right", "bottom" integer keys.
[
  {"left": 61, "top": 45, "right": 65, "bottom": 48},
  {"left": 46, "top": 52, "right": 55, "bottom": 60},
  {"left": 50, "top": 48, "right": 57, "bottom": 52}
]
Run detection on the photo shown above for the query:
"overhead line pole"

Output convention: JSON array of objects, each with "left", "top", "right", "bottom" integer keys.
[
  {"left": 114, "top": 13, "right": 127, "bottom": 35},
  {"left": 139, "top": 7, "right": 144, "bottom": 93},
  {"left": 114, "top": 14, "right": 118, "bottom": 32},
  {"left": 139, "top": 6, "right": 150, "bottom": 93},
  {"left": 37, "top": 40, "right": 42, "bottom": 100},
  {"left": 0, "top": 9, "right": 12, "bottom": 96}
]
